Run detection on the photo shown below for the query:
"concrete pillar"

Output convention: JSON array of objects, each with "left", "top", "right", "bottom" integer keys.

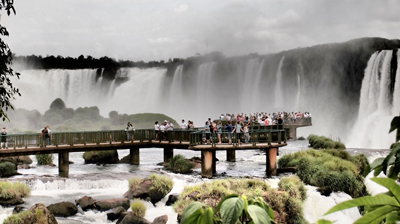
[
  {"left": 201, "top": 150, "right": 214, "bottom": 178},
  {"left": 164, "top": 147, "right": 174, "bottom": 163},
  {"left": 289, "top": 126, "right": 297, "bottom": 140},
  {"left": 130, "top": 147, "right": 140, "bottom": 165},
  {"left": 266, "top": 148, "right": 277, "bottom": 176},
  {"left": 58, "top": 152, "right": 69, "bottom": 178},
  {"left": 226, "top": 149, "right": 236, "bottom": 162}
]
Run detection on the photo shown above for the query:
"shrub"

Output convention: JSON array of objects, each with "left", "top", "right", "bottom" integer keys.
[
  {"left": 278, "top": 149, "right": 368, "bottom": 198},
  {"left": 349, "top": 154, "right": 369, "bottom": 175},
  {"left": 148, "top": 173, "right": 174, "bottom": 196},
  {"left": 0, "top": 162, "right": 17, "bottom": 177},
  {"left": 278, "top": 176, "right": 307, "bottom": 201},
  {"left": 169, "top": 155, "right": 194, "bottom": 174},
  {"left": 4, "top": 210, "right": 33, "bottom": 224},
  {"left": 173, "top": 178, "right": 307, "bottom": 224},
  {"left": 335, "top": 141, "right": 346, "bottom": 149},
  {"left": 308, "top": 134, "right": 346, "bottom": 149},
  {"left": 0, "top": 181, "right": 31, "bottom": 199},
  {"left": 128, "top": 177, "right": 142, "bottom": 192},
  {"left": 36, "top": 154, "right": 54, "bottom": 165},
  {"left": 131, "top": 200, "right": 146, "bottom": 218},
  {"left": 297, "top": 136, "right": 306, "bottom": 140},
  {"left": 322, "top": 141, "right": 336, "bottom": 149}
]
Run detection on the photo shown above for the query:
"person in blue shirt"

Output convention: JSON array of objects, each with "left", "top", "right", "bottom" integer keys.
[
  {"left": 204, "top": 121, "right": 211, "bottom": 144},
  {"left": 224, "top": 121, "right": 233, "bottom": 144}
]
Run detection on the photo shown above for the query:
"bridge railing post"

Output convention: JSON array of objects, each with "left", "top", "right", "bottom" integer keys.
[{"left": 268, "top": 131, "right": 272, "bottom": 146}]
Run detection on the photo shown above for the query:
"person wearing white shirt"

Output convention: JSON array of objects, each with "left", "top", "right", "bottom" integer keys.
[
  {"left": 180, "top": 119, "right": 187, "bottom": 129},
  {"left": 166, "top": 120, "right": 174, "bottom": 142}
]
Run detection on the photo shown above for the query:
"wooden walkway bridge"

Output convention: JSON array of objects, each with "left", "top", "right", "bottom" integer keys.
[{"left": 0, "top": 125, "right": 290, "bottom": 178}]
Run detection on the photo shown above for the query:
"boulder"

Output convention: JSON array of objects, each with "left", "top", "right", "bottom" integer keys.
[
  {"left": 118, "top": 155, "right": 130, "bottom": 164},
  {"left": 123, "top": 178, "right": 167, "bottom": 204},
  {"left": 75, "top": 195, "right": 96, "bottom": 211},
  {"left": 107, "top": 206, "right": 126, "bottom": 221},
  {"left": 47, "top": 201, "right": 78, "bottom": 217},
  {"left": 95, "top": 198, "right": 130, "bottom": 211},
  {"left": 0, "top": 156, "right": 33, "bottom": 165},
  {"left": 13, "top": 205, "right": 26, "bottom": 214},
  {"left": 116, "top": 211, "right": 151, "bottom": 224},
  {"left": 17, "top": 164, "right": 32, "bottom": 169},
  {"left": 165, "top": 194, "right": 179, "bottom": 206},
  {"left": 152, "top": 215, "right": 168, "bottom": 224},
  {"left": 0, "top": 196, "right": 24, "bottom": 207},
  {"left": 84, "top": 150, "right": 119, "bottom": 164},
  {"left": 27, "top": 203, "right": 58, "bottom": 224}
]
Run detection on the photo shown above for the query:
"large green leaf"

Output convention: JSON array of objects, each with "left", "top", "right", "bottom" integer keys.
[
  {"left": 220, "top": 197, "right": 244, "bottom": 224},
  {"left": 385, "top": 211, "right": 400, "bottom": 224},
  {"left": 325, "top": 194, "right": 400, "bottom": 215},
  {"left": 388, "top": 157, "right": 400, "bottom": 179},
  {"left": 247, "top": 205, "right": 271, "bottom": 224},
  {"left": 389, "top": 116, "right": 400, "bottom": 142},
  {"left": 254, "top": 197, "right": 275, "bottom": 220},
  {"left": 354, "top": 205, "right": 398, "bottom": 224},
  {"left": 381, "top": 144, "right": 400, "bottom": 176},
  {"left": 181, "top": 201, "right": 205, "bottom": 224},
  {"left": 372, "top": 178, "right": 400, "bottom": 204},
  {"left": 214, "top": 194, "right": 239, "bottom": 214},
  {"left": 202, "top": 207, "right": 214, "bottom": 224}
]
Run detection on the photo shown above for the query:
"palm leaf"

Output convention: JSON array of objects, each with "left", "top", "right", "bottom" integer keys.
[
  {"left": 372, "top": 178, "right": 400, "bottom": 204},
  {"left": 389, "top": 116, "right": 400, "bottom": 142},
  {"left": 181, "top": 201, "right": 205, "bottom": 224},
  {"left": 354, "top": 205, "right": 398, "bottom": 224},
  {"left": 325, "top": 194, "right": 400, "bottom": 215}
]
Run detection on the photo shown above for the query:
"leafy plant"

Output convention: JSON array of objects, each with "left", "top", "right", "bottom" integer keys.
[
  {"left": 169, "top": 154, "right": 194, "bottom": 174},
  {"left": 319, "top": 116, "right": 400, "bottom": 223},
  {"left": 0, "top": 162, "right": 16, "bottom": 177},
  {"left": 180, "top": 194, "right": 276, "bottom": 224},
  {"left": 365, "top": 116, "right": 400, "bottom": 179}
]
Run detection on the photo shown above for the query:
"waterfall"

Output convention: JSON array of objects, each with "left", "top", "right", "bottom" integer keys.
[
  {"left": 348, "top": 50, "right": 398, "bottom": 149},
  {"left": 242, "top": 58, "right": 260, "bottom": 110},
  {"left": 295, "top": 64, "right": 302, "bottom": 110},
  {"left": 169, "top": 65, "right": 184, "bottom": 101},
  {"left": 251, "top": 59, "right": 265, "bottom": 111},
  {"left": 393, "top": 51, "right": 400, "bottom": 115},
  {"left": 275, "top": 57, "right": 285, "bottom": 109}
]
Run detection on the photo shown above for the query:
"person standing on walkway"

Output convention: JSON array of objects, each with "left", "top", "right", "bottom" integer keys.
[
  {"left": 217, "top": 121, "right": 222, "bottom": 144},
  {"left": 1, "top": 127, "right": 8, "bottom": 149},
  {"left": 166, "top": 120, "right": 174, "bottom": 142},
  {"left": 232, "top": 121, "right": 243, "bottom": 144},
  {"left": 41, "top": 126, "right": 52, "bottom": 146},
  {"left": 243, "top": 123, "right": 250, "bottom": 144},
  {"left": 224, "top": 121, "right": 233, "bottom": 144},
  {"left": 125, "top": 122, "right": 134, "bottom": 141}
]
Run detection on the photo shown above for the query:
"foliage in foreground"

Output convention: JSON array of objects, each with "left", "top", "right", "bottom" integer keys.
[
  {"left": 181, "top": 194, "right": 276, "bottom": 224},
  {"left": 173, "top": 178, "right": 307, "bottom": 224},
  {"left": 4, "top": 205, "right": 49, "bottom": 224},
  {"left": 169, "top": 154, "right": 194, "bottom": 174},
  {"left": 35, "top": 154, "right": 54, "bottom": 165},
  {"left": 0, "top": 162, "right": 17, "bottom": 177},
  {"left": 307, "top": 134, "right": 346, "bottom": 149},
  {"left": 131, "top": 200, "right": 147, "bottom": 218},
  {"left": 319, "top": 116, "right": 400, "bottom": 224},
  {"left": 278, "top": 149, "right": 368, "bottom": 198},
  {"left": 0, "top": 181, "right": 31, "bottom": 199}
]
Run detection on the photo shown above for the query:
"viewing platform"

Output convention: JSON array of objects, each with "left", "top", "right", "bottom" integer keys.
[{"left": 0, "top": 126, "right": 289, "bottom": 178}]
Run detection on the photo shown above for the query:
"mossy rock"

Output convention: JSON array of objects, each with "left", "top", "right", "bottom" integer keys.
[
  {"left": 83, "top": 150, "right": 119, "bottom": 164},
  {"left": 124, "top": 174, "right": 173, "bottom": 204},
  {"left": 0, "top": 162, "right": 17, "bottom": 177}
]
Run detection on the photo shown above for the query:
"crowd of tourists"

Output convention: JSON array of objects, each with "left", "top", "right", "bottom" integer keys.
[{"left": 219, "top": 111, "right": 311, "bottom": 125}]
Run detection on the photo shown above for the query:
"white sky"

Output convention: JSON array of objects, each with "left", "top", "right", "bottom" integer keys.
[{"left": 2, "top": 0, "right": 400, "bottom": 62}]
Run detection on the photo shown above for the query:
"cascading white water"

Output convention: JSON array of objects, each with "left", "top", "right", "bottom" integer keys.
[
  {"left": 169, "top": 65, "right": 184, "bottom": 101},
  {"left": 348, "top": 50, "right": 398, "bottom": 149},
  {"left": 274, "top": 57, "right": 285, "bottom": 109},
  {"left": 296, "top": 72, "right": 301, "bottom": 109},
  {"left": 251, "top": 59, "right": 265, "bottom": 111},
  {"left": 393, "top": 51, "right": 400, "bottom": 115}
]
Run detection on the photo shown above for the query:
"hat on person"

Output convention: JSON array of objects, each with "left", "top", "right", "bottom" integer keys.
[{"left": 164, "top": 120, "right": 168, "bottom": 122}]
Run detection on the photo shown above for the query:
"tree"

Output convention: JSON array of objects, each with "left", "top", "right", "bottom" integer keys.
[{"left": 0, "top": 1, "right": 20, "bottom": 121}]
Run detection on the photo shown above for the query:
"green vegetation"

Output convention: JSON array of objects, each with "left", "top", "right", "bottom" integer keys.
[
  {"left": 128, "top": 177, "right": 142, "bottom": 192},
  {"left": 174, "top": 178, "right": 307, "bottom": 224},
  {"left": 148, "top": 173, "right": 174, "bottom": 197},
  {"left": 169, "top": 155, "right": 194, "bottom": 174},
  {"left": 0, "top": 181, "right": 31, "bottom": 199},
  {"left": 278, "top": 149, "right": 367, "bottom": 198},
  {"left": 307, "top": 134, "right": 346, "bottom": 149},
  {"left": 35, "top": 154, "right": 54, "bottom": 165},
  {"left": 181, "top": 194, "right": 276, "bottom": 224},
  {"left": 130, "top": 200, "right": 147, "bottom": 218},
  {"left": 320, "top": 116, "right": 400, "bottom": 223},
  {"left": 0, "top": 162, "right": 17, "bottom": 177},
  {"left": 4, "top": 210, "right": 33, "bottom": 224},
  {"left": 297, "top": 136, "right": 306, "bottom": 140},
  {"left": 4, "top": 206, "right": 49, "bottom": 224}
]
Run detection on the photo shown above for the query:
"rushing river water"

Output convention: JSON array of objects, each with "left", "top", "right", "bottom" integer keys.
[{"left": 0, "top": 140, "right": 391, "bottom": 223}]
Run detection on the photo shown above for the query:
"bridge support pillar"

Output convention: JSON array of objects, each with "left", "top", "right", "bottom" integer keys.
[
  {"left": 164, "top": 147, "right": 174, "bottom": 163},
  {"left": 201, "top": 150, "right": 216, "bottom": 178},
  {"left": 58, "top": 152, "right": 69, "bottom": 177},
  {"left": 266, "top": 148, "right": 277, "bottom": 176},
  {"left": 226, "top": 150, "right": 236, "bottom": 162},
  {"left": 289, "top": 127, "right": 297, "bottom": 140},
  {"left": 130, "top": 147, "right": 140, "bottom": 165}
]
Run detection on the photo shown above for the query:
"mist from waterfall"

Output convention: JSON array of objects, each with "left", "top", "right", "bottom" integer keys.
[{"left": 348, "top": 50, "right": 399, "bottom": 149}]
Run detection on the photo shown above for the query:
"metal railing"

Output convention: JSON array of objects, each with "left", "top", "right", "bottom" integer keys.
[{"left": 0, "top": 127, "right": 285, "bottom": 149}]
